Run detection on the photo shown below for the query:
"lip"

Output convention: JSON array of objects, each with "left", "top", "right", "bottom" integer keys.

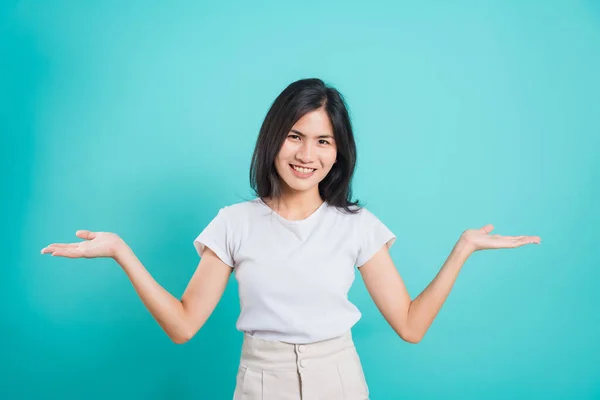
[{"left": 289, "top": 164, "right": 316, "bottom": 179}]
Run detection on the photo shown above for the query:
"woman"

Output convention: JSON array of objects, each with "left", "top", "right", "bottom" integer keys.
[{"left": 41, "top": 78, "right": 541, "bottom": 399}]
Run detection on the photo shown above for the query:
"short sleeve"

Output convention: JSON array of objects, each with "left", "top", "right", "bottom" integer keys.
[
  {"left": 355, "top": 209, "right": 396, "bottom": 268},
  {"left": 193, "top": 208, "right": 235, "bottom": 268}
]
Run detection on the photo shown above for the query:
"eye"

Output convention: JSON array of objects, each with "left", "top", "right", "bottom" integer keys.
[
  {"left": 318, "top": 139, "right": 330, "bottom": 145},
  {"left": 288, "top": 134, "right": 301, "bottom": 140}
]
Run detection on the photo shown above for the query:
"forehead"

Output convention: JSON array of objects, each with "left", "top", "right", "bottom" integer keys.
[{"left": 291, "top": 109, "right": 333, "bottom": 136}]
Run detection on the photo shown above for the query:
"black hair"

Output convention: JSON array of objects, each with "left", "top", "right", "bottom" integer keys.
[{"left": 250, "top": 78, "right": 360, "bottom": 213}]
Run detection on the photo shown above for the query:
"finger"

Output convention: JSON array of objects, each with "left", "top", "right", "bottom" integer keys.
[
  {"left": 44, "top": 243, "right": 76, "bottom": 248},
  {"left": 479, "top": 224, "right": 494, "bottom": 234},
  {"left": 51, "top": 248, "right": 83, "bottom": 258},
  {"left": 42, "top": 245, "right": 67, "bottom": 254},
  {"left": 510, "top": 236, "right": 541, "bottom": 247},
  {"left": 76, "top": 230, "right": 96, "bottom": 240},
  {"left": 496, "top": 235, "right": 541, "bottom": 244},
  {"left": 42, "top": 244, "right": 79, "bottom": 253},
  {"left": 503, "top": 236, "right": 526, "bottom": 241},
  {"left": 491, "top": 237, "right": 526, "bottom": 248},
  {"left": 497, "top": 236, "right": 534, "bottom": 242},
  {"left": 515, "top": 236, "right": 541, "bottom": 243}
]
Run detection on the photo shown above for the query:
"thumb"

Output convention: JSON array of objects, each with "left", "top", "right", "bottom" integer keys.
[
  {"left": 76, "top": 230, "right": 97, "bottom": 240},
  {"left": 479, "top": 224, "right": 494, "bottom": 234}
]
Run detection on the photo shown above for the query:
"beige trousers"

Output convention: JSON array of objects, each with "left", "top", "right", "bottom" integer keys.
[{"left": 233, "top": 331, "right": 370, "bottom": 400}]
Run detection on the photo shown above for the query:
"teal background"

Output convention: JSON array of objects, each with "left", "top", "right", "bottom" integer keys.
[{"left": 2, "top": 0, "right": 599, "bottom": 399}]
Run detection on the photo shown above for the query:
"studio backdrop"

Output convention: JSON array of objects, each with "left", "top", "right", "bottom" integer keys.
[{"left": 2, "top": 1, "right": 599, "bottom": 399}]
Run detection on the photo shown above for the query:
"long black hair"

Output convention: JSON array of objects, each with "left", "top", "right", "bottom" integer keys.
[{"left": 250, "top": 78, "right": 360, "bottom": 213}]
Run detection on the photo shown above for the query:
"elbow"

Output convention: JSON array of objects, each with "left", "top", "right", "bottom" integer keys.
[
  {"left": 170, "top": 326, "right": 197, "bottom": 345},
  {"left": 171, "top": 334, "right": 191, "bottom": 345},
  {"left": 398, "top": 328, "right": 423, "bottom": 344},
  {"left": 402, "top": 334, "right": 422, "bottom": 344}
]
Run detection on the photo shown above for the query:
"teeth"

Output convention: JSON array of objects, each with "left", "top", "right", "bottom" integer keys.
[{"left": 292, "top": 165, "right": 315, "bottom": 174}]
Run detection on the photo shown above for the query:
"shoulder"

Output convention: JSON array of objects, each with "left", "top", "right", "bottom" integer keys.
[
  {"left": 326, "top": 203, "right": 378, "bottom": 222},
  {"left": 217, "top": 198, "right": 263, "bottom": 220}
]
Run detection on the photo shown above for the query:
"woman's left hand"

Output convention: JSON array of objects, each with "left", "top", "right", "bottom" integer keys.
[{"left": 460, "top": 224, "right": 541, "bottom": 253}]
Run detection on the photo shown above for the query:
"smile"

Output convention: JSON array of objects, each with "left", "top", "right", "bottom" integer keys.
[{"left": 290, "top": 164, "right": 316, "bottom": 178}]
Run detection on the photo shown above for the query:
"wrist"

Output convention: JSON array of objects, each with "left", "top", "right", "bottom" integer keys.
[
  {"left": 112, "top": 240, "right": 133, "bottom": 264},
  {"left": 454, "top": 237, "right": 475, "bottom": 260}
]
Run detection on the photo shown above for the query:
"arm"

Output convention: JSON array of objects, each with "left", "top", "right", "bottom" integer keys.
[
  {"left": 359, "top": 239, "right": 471, "bottom": 344},
  {"left": 359, "top": 224, "right": 541, "bottom": 344},
  {"left": 404, "top": 240, "right": 471, "bottom": 342},
  {"left": 41, "top": 230, "right": 232, "bottom": 344},
  {"left": 115, "top": 244, "right": 232, "bottom": 344}
]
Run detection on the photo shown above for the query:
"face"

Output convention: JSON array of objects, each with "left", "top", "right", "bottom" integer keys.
[{"left": 274, "top": 107, "right": 338, "bottom": 195}]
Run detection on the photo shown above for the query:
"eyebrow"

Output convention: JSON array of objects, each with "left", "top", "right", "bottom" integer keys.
[{"left": 290, "top": 129, "right": 335, "bottom": 139}]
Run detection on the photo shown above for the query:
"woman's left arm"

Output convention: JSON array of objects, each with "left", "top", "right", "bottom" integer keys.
[{"left": 359, "top": 224, "right": 541, "bottom": 344}]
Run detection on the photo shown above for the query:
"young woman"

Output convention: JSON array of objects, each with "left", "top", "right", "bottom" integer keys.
[{"left": 41, "top": 78, "right": 541, "bottom": 399}]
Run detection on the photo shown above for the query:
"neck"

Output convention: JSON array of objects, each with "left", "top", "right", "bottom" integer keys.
[{"left": 264, "top": 188, "right": 324, "bottom": 221}]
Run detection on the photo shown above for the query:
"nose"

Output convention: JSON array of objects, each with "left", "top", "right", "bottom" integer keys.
[{"left": 295, "top": 141, "right": 314, "bottom": 163}]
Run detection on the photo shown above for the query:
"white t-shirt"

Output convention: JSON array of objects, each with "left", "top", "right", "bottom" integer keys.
[{"left": 193, "top": 198, "right": 396, "bottom": 344}]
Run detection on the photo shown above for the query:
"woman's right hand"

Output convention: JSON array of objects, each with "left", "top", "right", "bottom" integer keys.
[{"left": 41, "top": 230, "right": 126, "bottom": 259}]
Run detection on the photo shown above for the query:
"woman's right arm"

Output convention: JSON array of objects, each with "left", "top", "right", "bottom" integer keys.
[
  {"left": 42, "top": 230, "right": 232, "bottom": 344},
  {"left": 115, "top": 244, "right": 232, "bottom": 344}
]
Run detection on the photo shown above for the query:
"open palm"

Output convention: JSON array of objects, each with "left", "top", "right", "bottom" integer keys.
[
  {"left": 41, "top": 230, "right": 124, "bottom": 259},
  {"left": 461, "top": 224, "right": 541, "bottom": 252}
]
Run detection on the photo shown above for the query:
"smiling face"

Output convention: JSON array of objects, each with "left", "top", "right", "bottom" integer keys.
[{"left": 274, "top": 107, "right": 338, "bottom": 196}]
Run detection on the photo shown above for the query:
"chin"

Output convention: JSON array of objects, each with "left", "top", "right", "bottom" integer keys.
[
  {"left": 284, "top": 180, "right": 318, "bottom": 193},
  {"left": 281, "top": 174, "right": 322, "bottom": 193}
]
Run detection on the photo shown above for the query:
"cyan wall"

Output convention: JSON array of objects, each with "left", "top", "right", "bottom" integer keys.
[{"left": 2, "top": 1, "right": 599, "bottom": 398}]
